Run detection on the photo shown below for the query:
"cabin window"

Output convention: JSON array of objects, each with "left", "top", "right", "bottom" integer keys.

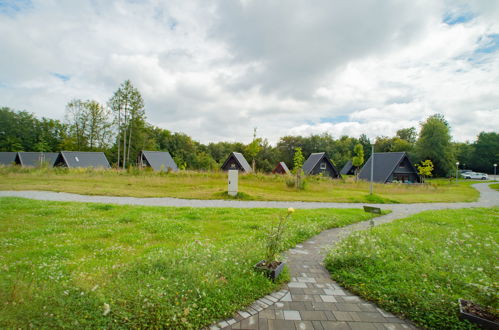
[
  {"left": 320, "top": 162, "right": 326, "bottom": 169},
  {"left": 75, "top": 156, "right": 79, "bottom": 162}
]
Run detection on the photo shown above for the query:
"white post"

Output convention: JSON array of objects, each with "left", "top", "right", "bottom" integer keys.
[
  {"left": 494, "top": 164, "right": 497, "bottom": 181},
  {"left": 370, "top": 145, "right": 374, "bottom": 195},
  {"left": 228, "top": 170, "right": 238, "bottom": 196},
  {"left": 455, "top": 161, "right": 459, "bottom": 184}
]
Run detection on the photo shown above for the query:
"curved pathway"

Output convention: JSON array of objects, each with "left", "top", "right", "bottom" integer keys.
[{"left": 1, "top": 184, "right": 497, "bottom": 330}]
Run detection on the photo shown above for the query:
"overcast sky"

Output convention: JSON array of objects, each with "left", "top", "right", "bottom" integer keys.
[{"left": 1, "top": 0, "right": 498, "bottom": 144}]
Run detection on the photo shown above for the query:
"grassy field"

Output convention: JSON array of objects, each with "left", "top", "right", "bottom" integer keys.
[
  {"left": 490, "top": 183, "right": 499, "bottom": 191},
  {"left": 325, "top": 207, "right": 499, "bottom": 329},
  {"left": 0, "top": 166, "right": 480, "bottom": 203},
  {"left": 0, "top": 197, "right": 379, "bottom": 328}
]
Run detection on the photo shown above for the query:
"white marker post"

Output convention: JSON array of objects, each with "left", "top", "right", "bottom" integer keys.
[{"left": 228, "top": 169, "right": 238, "bottom": 197}]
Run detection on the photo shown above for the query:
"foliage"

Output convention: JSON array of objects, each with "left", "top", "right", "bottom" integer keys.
[
  {"left": 245, "top": 128, "right": 262, "bottom": 172},
  {"left": 108, "top": 80, "right": 146, "bottom": 168},
  {"left": 469, "top": 132, "right": 499, "bottom": 173},
  {"left": 64, "top": 99, "right": 112, "bottom": 151},
  {"left": 264, "top": 208, "right": 294, "bottom": 263},
  {"left": 292, "top": 147, "right": 304, "bottom": 173},
  {"left": 415, "top": 114, "right": 455, "bottom": 176},
  {"left": 0, "top": 107, "right": 66, "bottom": 152},
  {"left": 0, "top": 197, "right": 377, "bottom": 328},
  {"left": 352, "top": 143, "right": 364, "bottom": 180},
  {"left": 417, "top": 159, "right": 434, "bottom": 183},
  {"left": 325, "top": 207, "right": 499, "bottom": 329},
  {"left": 0, "top": 167, "right": 481, "bottom": 203}
]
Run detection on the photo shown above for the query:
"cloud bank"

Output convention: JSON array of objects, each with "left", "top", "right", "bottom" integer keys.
[{"left": 0, "top": 0, "right": 498, "bottom": 143}]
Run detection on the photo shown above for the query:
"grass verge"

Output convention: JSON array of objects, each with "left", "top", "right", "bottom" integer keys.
[
  {"left": 490, "top": 183, "right": 499, "bottom": 191},
  {"left": 324, "top": 207, "right": 499, "bottom": 329},
  {"left": 0, "top": 166, "right": 480, "bottom": 203},
  {"left": 0, "top": 197, "right": 378, "bottom": 328}
]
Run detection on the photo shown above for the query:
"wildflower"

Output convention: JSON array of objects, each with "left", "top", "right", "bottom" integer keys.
[
  {"left": 103, "top": 303, "right": 111, "bottom": 316},
  {"left": 288, "top": 208, "right": 295, "bottom": 213}
]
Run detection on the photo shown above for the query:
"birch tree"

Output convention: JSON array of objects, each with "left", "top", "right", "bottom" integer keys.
[{"left": 108, "top": 80, "right": 145, "bottom": 168}]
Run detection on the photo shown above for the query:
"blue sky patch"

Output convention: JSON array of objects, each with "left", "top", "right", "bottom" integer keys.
[
  {"left": 0, "top": 0, "right": 32, "bottom": 16},
  {"left": 476, "top": 34, "right": 499, "bottom": 54},
  {"left": 320, "top": 115, "right": 349, "bottom": 124},
  {"left": 443, "top": 11, "right": 473, "bottom": 25},
  {"left": 51, "top": 72, "right": 71, "bottom": 82}
]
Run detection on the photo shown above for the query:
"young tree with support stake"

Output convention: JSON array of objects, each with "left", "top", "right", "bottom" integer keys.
[{"left": 352, "top": 143, "right": 364, "bottom": 181}]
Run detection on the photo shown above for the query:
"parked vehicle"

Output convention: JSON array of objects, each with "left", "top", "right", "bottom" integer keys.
[{"left": 463, "top": 172, "right": 488, "bottom": 180}]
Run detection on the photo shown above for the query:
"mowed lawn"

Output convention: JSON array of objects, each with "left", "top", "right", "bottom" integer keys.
[
  {"left": 0, "top": 197, "right": 378, "bottom": 328},
  {"left": 325, "top": 207, "right": 499, "bottom": 329},
  {"left": 0, "top": 166, "right": 480, "bottom": 203}
]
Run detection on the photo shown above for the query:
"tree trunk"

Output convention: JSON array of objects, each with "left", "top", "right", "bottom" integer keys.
[
  {"left": 117, "top": 106, "right": 121, "bottom": 168},
  {"left": 122, "top": 100, "right": 128, "bottom": 169},
  {"left": 127, "top": 121, "right": 132, "bottom": 166}
]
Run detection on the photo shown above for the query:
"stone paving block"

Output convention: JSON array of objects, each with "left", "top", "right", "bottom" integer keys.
[
  {"left": 265, "top": 295, "right": 279, "bottom": 303},
  {"left": 218, "top": 320, "right": 229, "bottom": 328},
  {"left": 323, "top": 311, "right": 336, "bottom": 321},
  {"left": 237, "top": 311, "right": 251, "bottom": 319},
  {"left": 292, "top": 294, "right": 315, "bottom": 302},
  {"left": 275, "top": 310, "right": 285, "bottom": 320},
  {"left": 283, "top": 310, "right": 302, "bottom": 321},
  {"left": 312, "top": 320, "right": 325, "bottom": 329},
  {"left": 382, "top": 323, "right": 414, "bottom": 329},
  {"left": 358, "top": 303, "right": 378, "bottom": 312},
  {"left": 376, "top": 308, "right": 396, "bottom": 318},
  {"left": 240, "top": 315, "right": 259, "bottom": 329},
  {"left": 295, "top": 320, "right": 315, "bottom": 330},
  {"left": 259, "top": 317, "right": 269, "bottom": 330},
  {"left": 230, "top": 322, "right": 241, "bottom": 329},
  {"left": 342, "top": 296, "right": 362, "bottom": 303},
  {"left": 299, "top": 311, "right": 328, "bottom": 321},
  {"left": 289, "top": 288, "right": 305, "bottom": 295},
  {"left": 226, "top": 318, "right": 237, "bottom": 325},
  {"left": 332, "top": 311, "right": 354, "bottom": 321},
  {"left": 259, "top": 309, "right": 276, "bottom": 320},
  {"left": 347, "top": 322, "right": 379, "bottom": 330},
  {"left": 288, "top": 282, "right": 307, "bottom": 288},
  {"left": 297, "top": 277, "right": 317, "bottom": 283},
  {"left": 336, "top": 303, "right": 361, "bottom": 312},
  {"left": 320, "top": 295, "right": 337, "bottom": 303},
  {"left": 320, "top": 321, "right": 351, "bottom": 329},
  {"left": 209, "top": 325, "right": 220, "bottom": 330},
  {"left": 273, "top": 302, "right": 286, "bottom": 309},
  {"left": 247, "top": 307, "right": 258, "bottom": 315},
  {"left": 356, "top": 312, "right": 387, "bottom": 322},
  {"left": 281, "top": 293, "right": 292, "bottom": 302},
  {"left": 384, "top": 317, "right": 406, "bottom": 324},
  {"left": 323, "top": 289, "right": 345, "bottom": 296},
  {"left": 303, "top": 288, "right": 324, "bottom": 295},
  {"left": 267, "top": 319, "right": 297, "bottom": 330},
  {"left": 311, "top": 302, "right": 338, "bottom": 311}
]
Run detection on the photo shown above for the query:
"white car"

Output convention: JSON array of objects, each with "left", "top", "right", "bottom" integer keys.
[{"left": 463, "top": 172, "right": 488, "bottom": 180}]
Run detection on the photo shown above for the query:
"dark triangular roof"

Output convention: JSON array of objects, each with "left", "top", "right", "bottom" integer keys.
[
  {"left": 273, "top": 161, "right": 291, "bottom": 174},
  {"left": 358, "top": 152, "right": 420, "bottom": 183},
  {"left": 0, "top": 152, "right": 18, "bottom": 165},
  {"left": 302, "top": 152, "right": 341, "bottom": 176},
  {"left": 17, "top": 152, "right": 59, "bottom": 167},
  {"left": 56, "top": 151, "right": 111, "bottom": 168},
  {"left": 139, "top": 151, "right": 178, "bottom": 171},
  {"left": 221, "top": 152, "right": 252, "bottom": 172},
  {"left": 340, "top": 160, "right": 354, "bottom": 175}
]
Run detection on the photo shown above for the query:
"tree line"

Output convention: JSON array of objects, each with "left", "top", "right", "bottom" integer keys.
[{"left": 1, "top": 81, "right": 497, "bottom": 176}]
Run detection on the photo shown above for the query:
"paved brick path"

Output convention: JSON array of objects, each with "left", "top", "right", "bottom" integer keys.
[
  {"left": 1, "top": 183, "right": 497, "bottom": 330},
  {"left": 210, "top": 211, "right": 418, "bottom": 330}
]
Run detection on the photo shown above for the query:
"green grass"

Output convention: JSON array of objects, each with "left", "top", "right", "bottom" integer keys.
[
  {"left": 325, "top": 207, "right": 499, "bottom": 329},
  {"left": 0, "top": 166, "right": 480, "bottom": 203},
  {"left": 490, "top": 183, "right": 499, "bottom": 191},
  {"left": 0, "top": 197, "right": 378, "bottom": 328}
]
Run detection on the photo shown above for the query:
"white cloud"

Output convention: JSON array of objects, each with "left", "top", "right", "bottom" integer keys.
[{"left": 0, "top": 0, "right": 498, "bottom": 144}]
